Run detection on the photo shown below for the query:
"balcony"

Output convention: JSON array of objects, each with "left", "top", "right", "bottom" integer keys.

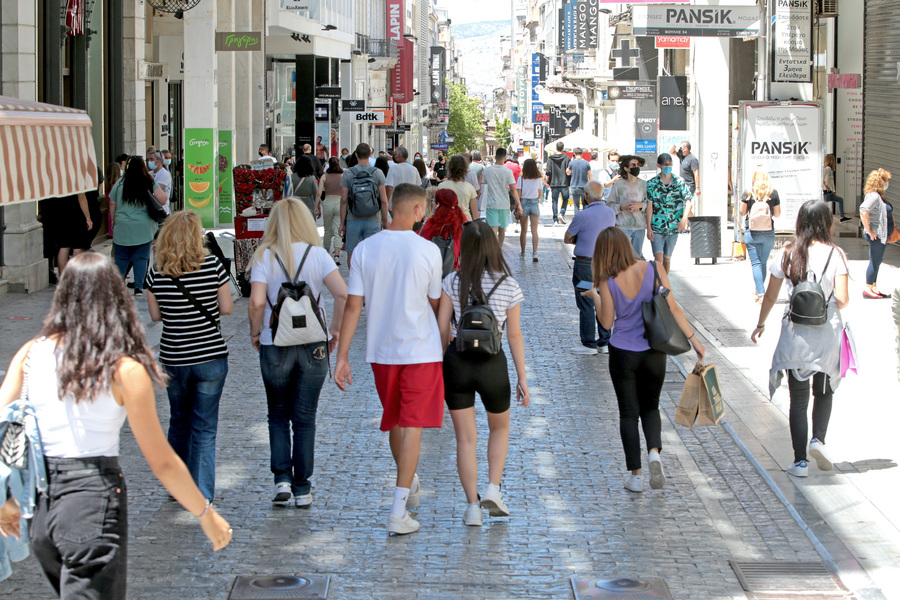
[{"left": 355, "top": 33, "right": 397, "bottom": 59}]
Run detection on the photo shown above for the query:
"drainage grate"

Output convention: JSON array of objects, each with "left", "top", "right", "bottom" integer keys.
[
  {"left": 729, "top": 561, "right": 852, "bottom": 598},
  {"left": 228, "top": 575, "right": 330, "bottom": 599},
  {"left": 571, "top": 576, "right": 673, "bottom": 600}
]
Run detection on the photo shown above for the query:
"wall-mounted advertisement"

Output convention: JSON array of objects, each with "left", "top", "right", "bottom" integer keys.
[
  {"left": 772, "top": 0, "right": 813, "bottom": 82},
  {"left": 633, "top": 5, "right": 761, "bottom": 37},
  {"left": 217, "top": 130, "right": 234, "bottom": 225},
  {"left": 184, "top": 128, "right": 217, "bottom": 227},
  {"left": 738, "top": 102, "right": 822, "bottom": 231}
]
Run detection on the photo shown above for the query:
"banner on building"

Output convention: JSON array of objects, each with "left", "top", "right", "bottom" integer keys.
[
  {"left": 388, "top": 0, "right": 413, "bottom": 103},
  {"left": 772, "top": 0, "right": 812, "bottom": 82},
  {"left": 565, "top": 2, "right": 575, "bottom": 51},
  {"left": 608, "top": 82, "right": 657, "bottom": 100},
  {"left": 518, "top": 65, "right": 528, "bottom": 124},
  {"left": 558, "top": 7, "right": 566, "bottom": 52},
  {"left": 635, "top": 112, "right": 659, "bottom": 162},
  {"left": 430, "top": 46, "right": 446, "bottom": 104},
  {"left": 656, "top": 36, "right": 690, "bottom": 48},
  {"left": 217, "top": 130, "right": 234, "bottom": 225},
  {"left": 342, "top": 99, "right": 366, "bottom": 112},
  {"left": 531, "top": 53, "right": 542, "bottom": 121},
  {"left": 574, "top": 0, "right": 600, "bottom": 50},
  {"left": 633, "top": 5, "right": 761, "bottom": 37},
  {"left": 658, "top": 76, "right": 688, "bottom": 130},
  {"left": 738, "top": 102, "right": 823, "bottom": 231},
  {"left": 184, "top": 128, "right": 217, "bottom": 228}
]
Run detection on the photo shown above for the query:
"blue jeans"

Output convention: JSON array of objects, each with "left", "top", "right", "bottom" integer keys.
[
  {"left": 573, "top": 258, "right": 611, "bottom": 349},
  {"left": 745, "top": 229, "right": 775, "bottom": 295},
  {"left": 260, "top": 342, "right": 329, "bottom": 496},
  {"left": 551, "top": 187, "right": 570, "bottom": 220},
  {"left": 824, "top": 191, "right": 845, "bottom": 218},
  {"left": 570, "top": 187, "right": 585, "bottom": 212},
  {"left": 345, "top": 218, "right": 381, "bottom": 254},
  {"left": 165, "top": 356, "right": 229, "bottom": 501},
  {"left": 113, "top": 241, "right": 152, "bottom": 292},
  {"left": 623, "top": 229, "right": 645, "bottom": 260},
  {"left": 865, "top": 233, "right": 886, "bottom": 285}
]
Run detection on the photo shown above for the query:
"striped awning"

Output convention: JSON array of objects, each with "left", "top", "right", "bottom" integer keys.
[{"left": 0, "top": 95, "right": 98, "bottom": 205}]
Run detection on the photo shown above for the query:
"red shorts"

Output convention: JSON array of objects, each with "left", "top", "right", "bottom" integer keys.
[{"left": 371, "top": 362, "right": 445, "bottom": 431}]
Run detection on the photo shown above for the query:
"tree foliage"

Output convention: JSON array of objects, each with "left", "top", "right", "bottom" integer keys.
[
  {"left": 495, "top": 118, "right": 512, "bottom": 150},
  {"left": 447, "top": 81, "right": 485, "bottom": 156}
]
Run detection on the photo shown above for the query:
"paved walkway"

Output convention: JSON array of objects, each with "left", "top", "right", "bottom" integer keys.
[{"left": 0, "top": 214, "right": 894, "bottom": 599}]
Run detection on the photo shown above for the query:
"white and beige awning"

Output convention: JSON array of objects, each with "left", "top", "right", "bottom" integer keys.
[{"left": 0, "top": 95, "right": 98, "bottom": 205}]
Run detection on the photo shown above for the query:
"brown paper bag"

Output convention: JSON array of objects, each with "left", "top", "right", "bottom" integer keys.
[
  {"left": 675, "top": 364, "right": 703, "bottom": 428},
  {"left": 696, "top": 363, "right": 725, "bottom": 426}
]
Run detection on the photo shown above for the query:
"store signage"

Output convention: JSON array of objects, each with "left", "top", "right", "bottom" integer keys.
[
  {"left": 535, "top": 112, "right": 550, "bottom": 122},
  {"left": 139, "top": 61, "right": 166, "bottom": 80},
  {"left": 217, "top": 130, "right": 234, "bottom": 224},
  {"left": 772, "top": 0, "right": 812, "bottom": 82},
  {"left": 655, "top": 36, "right": 690, "bottom": 49},
  {"left": 315, "top": 87, "right": 341, "bottom": 99},
  {"left": 636, "top": 139, "right": 658, "bottom": 154},
  {"left": 601, "top": 0, "right": 690, "bottom": 2},
  {"left": 739, "top": 102, "right": 822, "bottom": 230},
  {"left": 341, "top": 100, "right": 366, "bottom": 112},
  {"left": 531, "top": 53, "right": 542, "bottom": 121},
  {"left": 534, "top": 123, "right": 545, "bottom": 140},
  {"left": 565, "top": 2, "right": 575, "bottom": 51},
  {"left": 522, "top": 140, "right": 535, "bottom": 147},
  {"left": 608, "top": 82, "right": 657, "bottom": 101},
  {"left": 658, "top": 76, "right": 688, "bottom": 130},
  {"left": 352, "top": 110, "right": 392, "bottom": 126},
  {"left": 184, "top": 128, "right": 217, "bottom": 228},
  {"left": 215, "top": 32, "right": 262, "bottom": 52},
  {"left": 387, "top": 0, "right": 413, "bottom": 103},
  {"left": 827, "top": 73, "right": 860, "bottom": 89},
  {"left": 65, "top": 0, "right": 84, "bottom": 36},
  {"left": 575, "top": 0, "right": 600, "bottom": 49},
  {"left": 314, "top": 105, "right": 330, "bottom": 121},
  {"left": 430, "top": 46, "right": 446, "bottom": 104},
  {"left": 633, "top": 5, "right": 761, "bottom": 37}
]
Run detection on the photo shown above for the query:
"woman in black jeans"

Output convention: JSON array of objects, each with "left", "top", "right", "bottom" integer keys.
[
  {"left": 0, "top": 253, "right": 231, "bottom": 599},
  {"left": 860, "top": 168, "right": 892, "bottom": 299},
  {"left": 752, "top": 200, "right": 849, "bottom": 477},
  {"left": 582, "top": 228, "right": 704, "bottom": 493}
]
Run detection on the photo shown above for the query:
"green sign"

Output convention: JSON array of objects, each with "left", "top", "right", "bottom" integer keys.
[
  {"left": 184, "top": 128, "right": 217, "bottom": 227},
  {"left": 217, "top": 130, "right": 234, "bottom": 225},
  {"left": 215, "top": 32, "right": 262, "bottom": 52}
]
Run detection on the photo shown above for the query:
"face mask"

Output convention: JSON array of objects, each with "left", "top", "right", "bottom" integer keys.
[
  {"left": 258, "top": 152, "right": 264, "bottom": 157},
  {"left": 147, "top": 161, "right": 157, "bottom": 170},
  {"left": 163, "top": 158, "right": 171, "bottom": 167},
  {"left": 661, "top": 166, "right": 673, "bottom": 175},
  {"left": 609, "top": 162, "right": 618, "bottom": 170},
  {"left": 629, "top": 166, "right": 641, "bottom": 177},
  {"left": 886, "top": 182, "right": 890, "bottom": 191}
]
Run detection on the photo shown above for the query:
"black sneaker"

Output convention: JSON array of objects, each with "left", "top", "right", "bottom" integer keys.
[
  {"left": 133, "top": 289, "right": 143, "bottom": 297},
  {"left": 126, "top": 281, "right": 135, "bottom": 289},
  {"left": 840, "top": 217, "right": 852, "bottom": 223}
]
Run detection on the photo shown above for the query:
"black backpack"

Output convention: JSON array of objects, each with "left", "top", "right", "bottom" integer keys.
[
  {"left": 347, "top": 165, "right": 381, "bottom": 218},
  {"left": 788, "top": 247, "right": 835, "bottom": 326},
  {"left": 455, "top": 275, "right": 507, "bottom": 355}
]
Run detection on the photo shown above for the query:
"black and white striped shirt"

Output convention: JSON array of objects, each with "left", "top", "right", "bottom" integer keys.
[{"left": 146, "top": 254, "right": 229, "bottom": 366}]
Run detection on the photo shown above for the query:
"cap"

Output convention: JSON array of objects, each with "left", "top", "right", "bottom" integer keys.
[{"left": 657, "top": 152, "right": 673, "bottom": 165}]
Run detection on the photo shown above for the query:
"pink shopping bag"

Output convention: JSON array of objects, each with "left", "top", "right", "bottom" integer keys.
[{"left": 840, "top": 324, "right": 858, "bottom": 378}]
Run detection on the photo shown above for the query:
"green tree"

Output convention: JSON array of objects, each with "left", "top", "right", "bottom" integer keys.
[
  {"left": 495, "top": 117, "right": 512, "bottom": 150},
  {"left": 447, "top": 81, "right": 485, "bottom": 155}
]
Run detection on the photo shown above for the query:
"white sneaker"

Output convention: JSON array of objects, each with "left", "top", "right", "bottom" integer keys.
[
  {"left": 480, "top": 485, "right": 510, "bottom": 516},
  {"left": 463, "top": 504, "right": 483, "bottom": 526},
  {"left": 407, "top": 474, "right": 420, "bottom": 508},
  {"left": 808, "top": 440, "right": 834, "bottom": 471},
  {"left": 272, "top": 482, "right": 292, "bottom": 505},
  {"left": 294, "top": 493, "right": 313, "bottom": 509},
  {"left": 787, "top": 460, "right": 809, "bottom": 477},
  {"left": 624, "top": 474, "right": 643, "bottom": 493},
  {"left": 386, "top": 510, "right": 420, "bottom": 535},
  {"left": 597, "top": 345, "right": 609, "bottom": 355},
  {"left": 648, "top": 452, "right": 666, "bottom": 490},
  {"left": 571, "top": 346, "right": 599, "bottom": 356}
]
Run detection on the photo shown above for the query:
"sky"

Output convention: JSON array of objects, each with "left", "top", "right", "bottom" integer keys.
[{"left": 436, "top": 0, "right": 512, "bottom": 24}]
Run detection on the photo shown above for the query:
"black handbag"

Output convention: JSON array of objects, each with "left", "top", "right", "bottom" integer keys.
[
  {"left": 641, "top": 262, "right": 691, "bottom": 355},
  {"left": 145, "top": 190, "right": 168, "bottom": 225}
]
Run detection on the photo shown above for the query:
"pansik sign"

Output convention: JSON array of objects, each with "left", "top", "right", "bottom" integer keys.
[
  {"left": 739, "top": 102, "right": 822, "bottom": 231},
  {"left": 633, "top": 5, "right": 761, "bottom": 37},
  {"left": 772, "top": 0, "right": 812, "bottom": 82}
]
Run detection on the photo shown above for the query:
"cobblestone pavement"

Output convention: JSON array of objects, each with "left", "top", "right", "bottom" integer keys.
[{"left": 0, "top": 217, "right": 864, "bottom": 599}]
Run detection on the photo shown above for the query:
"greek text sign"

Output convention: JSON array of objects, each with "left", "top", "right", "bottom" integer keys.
[
  {"left": 215, "top": 32, "right": 262, "bottom": 52},
  {"left": 772, "top": 0, "right": 812, "bottom": 82},
  {"left": 633, "top": 5, "right": 761, "bottom": 37}
]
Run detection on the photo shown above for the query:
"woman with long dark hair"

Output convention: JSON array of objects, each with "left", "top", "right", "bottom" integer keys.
[
  {"left": 860, "top": 168, "right": 892, "bottom": 299},
  {"left": 108, "top": 156, "right": 169, "bottom": 295},
  {"left": 290, "top": 157, "right": 320, "bottom": 218},
  {"left": 609, "top": 155, "right": 648, "bottom": 259},
  {"left": 413, "top": 157, "right": 429, "bottom": 188},
  {"left": 419, "top": 189, "right": 468, "bottom": 270},
  {"left": 374, "top": 155, "right": 391, "bottom": 178},
  {"left": 320, "top": 156, "right": 344, "bottom": 263},
  {"left": 0, "top": 253, "right": 231, "bottom": 599},
  {"left": 583, "top": 227, "right": 704, "bottom": 493},
  {"left": 437, "top": 219, "right": 529, "bottom": 526},
  {"left": 516, "top": 158, "right": 544, "bottom": 261},
  {"left": 437, "top": 155, "right": 479, "bottom": 219},
  {"left": 752, "top": 200, "right": 849, "bottom": 477}
]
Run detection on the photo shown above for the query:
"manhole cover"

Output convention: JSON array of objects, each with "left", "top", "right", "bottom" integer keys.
[
  {"left": 572, "top": 576, "right": 673, "bottom": 600},
  {"left": 229, "top": 575, "right": 330, "bottom": 599},
  {"left": 729, "top": 561, "right": 853, "bottom": 598}
]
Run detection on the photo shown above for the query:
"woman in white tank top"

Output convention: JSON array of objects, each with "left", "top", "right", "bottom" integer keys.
[{"left": 0, "top": 253, "right": 232, "bottom": 600}]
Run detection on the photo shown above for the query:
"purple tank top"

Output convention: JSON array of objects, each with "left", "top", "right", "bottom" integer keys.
[{"left": 607, "top": 263, "right": 654, "bottom": 352}]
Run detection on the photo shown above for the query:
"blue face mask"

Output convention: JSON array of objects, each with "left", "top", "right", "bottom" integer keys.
[
  {"left": 163, "top": 158, "right": 171, "bottom": 167},
  {"left": 147, "top": 161, "right": 157, "bottom": 170},
  {"left": 609, "top": 162, "right": 618, "bottom": 170},
  {"left": 661, "top": 166, "right": 673, "bottom": 175},
  {"left": 886, "top": 182, "right": 890, "bottom": 191}
]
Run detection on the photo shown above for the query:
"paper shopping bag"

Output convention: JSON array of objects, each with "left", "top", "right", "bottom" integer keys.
[
  {"left": 675, "top": 364, "right": 703, "bottom": 428},
  {"left": 696, "top": 363, "right": 725, "bottom": 426},
  {"left": 840, "top": 323, "right": 858, "bottom": 378}
]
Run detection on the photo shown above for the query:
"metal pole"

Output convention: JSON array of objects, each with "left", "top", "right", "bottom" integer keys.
[{"left": 758, "top": 0, "right": 770, "bottom": 101}]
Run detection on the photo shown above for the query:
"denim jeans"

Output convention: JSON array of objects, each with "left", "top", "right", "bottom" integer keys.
[
  {"left": 824, "top": 191, "right": 845, "bottom": 218},
  {"left": 744, "top": 229, "right": 776, "bottom": 295},
  {"left": 608, "top": 346, "right": 666, "bottom": 471},
  {"left": 345, "top": 218, "right": 381, "bottom": 254},
  {"left": 32, "top": 457, "right": 127, "bottom": 600},
  {"left": 260, "top": 342, "right": 329, "bottom": 496},
  {"left": 164, "top": 356, "right": 229, "bottom": 501},
  {"left": 865, "top": 233, "right": 886, "bottom": 285},
  {"left": 787, "top": 371, "right": 833, "bottom": 463},
  {"left": 551, "top": 187, "right": 570, "bottom": 220},
  {"left": 570, "top": 187, "right": 585, "bottom": 212},
  {"left": 573, "top": 258, "right": 610, "bottom": 349},
  {"left": 623, "top": 229, "right": 645, "bottom": 260},
  {"left": 113, "top": 241, "right": 152, "bottom": 292}
]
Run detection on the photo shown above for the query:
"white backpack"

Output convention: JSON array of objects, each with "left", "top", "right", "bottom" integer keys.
[
  {"left": 268, "top": 247, "right": 328, "bottom": 347},
  {"left": 749, "top": 199, "right": 773, "bottom": 231}
]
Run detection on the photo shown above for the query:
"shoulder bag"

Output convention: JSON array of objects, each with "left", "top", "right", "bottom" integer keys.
[
  {"left": 169, "top": 276, "right": 222, "bottom": 332},
  {"left": 641, "top": 262, "right": 691, "bottom": 355},
  {"left": 145, "top": 190, "right": 168, "bottom": 225},
  {"left": 0, "top": 346, "right": 32, "bottom": 469}
]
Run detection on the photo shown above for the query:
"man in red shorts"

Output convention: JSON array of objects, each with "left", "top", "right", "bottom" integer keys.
[{"left": 335, "top": 182, "right": 444, "bottom": 535}]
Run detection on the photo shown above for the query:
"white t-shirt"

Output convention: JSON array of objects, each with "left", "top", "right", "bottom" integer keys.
[
  {"left": 347, "top": 230, "right": 444, "bottom": 364},
  {"left": 481, "top": 165, "right": 516, "bottom": 210},
  {"left": 385, "top": 161, "right": 421, "bottom": 189},
  {"left": 250, "top": 242, "right": 338, "bottom": 346},
  {"left": 442, "top": 271, "right": 524, "bottom": 337},
  {"left": 768, "top": 243, "right": 848, "bottom": 301},
  {"left": 516, "top": 175, "right": 543, "bottom": 200},
  {"left": 590, "top": 160, "right": 604, "bottom": 181},
  {"left": 154, "top": 168, "right": 173, "bottom": 214}
]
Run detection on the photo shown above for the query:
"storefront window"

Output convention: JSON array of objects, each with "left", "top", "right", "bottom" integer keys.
[{"left": 273, "top": 61, "right": 297, "bottom": 160}]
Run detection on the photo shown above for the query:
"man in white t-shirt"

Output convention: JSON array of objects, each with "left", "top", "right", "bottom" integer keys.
[
  {"left": 384, "top": 147, "right": 421, "bottom": 205},
  {"left": 147, "top": 150, "right": 173, "bottom": 214},
  {"left": 481, "top": 148, "right": 521, "bottom": 245},
  {"left": 464, "top": 152, "right": 482, "bottom": 197},
  {"left": 335, "top": 183, "right": 444, "bottom": 536}
]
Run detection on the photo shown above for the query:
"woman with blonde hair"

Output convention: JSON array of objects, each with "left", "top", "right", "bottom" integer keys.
[
  {"left": 740, "top": 166, "right": 782, "bottom": 302},
  {"left": 248, "top": 198, "right": 348, "bottom": 507},
  {"left": 145, "top": 211, "right": 233, "bottom": 501},
  {"left": 860, "top": 168, "right": 893, "bottom": 298}
]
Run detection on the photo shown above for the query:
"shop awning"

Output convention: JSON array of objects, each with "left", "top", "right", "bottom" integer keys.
[
  {"left": 0, "top": 96, "right": 98, "bottom": 205},
  {"left": 537, "top": 88, "right": 579, "bottom": 106}
]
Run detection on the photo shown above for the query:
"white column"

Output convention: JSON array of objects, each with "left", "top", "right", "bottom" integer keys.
[
  {"left": 233, "top": 0, "right": 253, "bottom": 162},
  {"left": 249, "top": 0, "right": 265, "bottom": 158},
  {"left": 217, "top": 0, "right": 236, "bottom": 135},
  {"left": 122, "top": 0, "right": 146, "bottom": 153},
  {"left": 183, "top": 0, "right": 218, "bottom": 130}
]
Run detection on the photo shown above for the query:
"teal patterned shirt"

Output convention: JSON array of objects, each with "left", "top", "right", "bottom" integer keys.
[{"left": 647, "top": 174, "right": 692, "bottom": 235}]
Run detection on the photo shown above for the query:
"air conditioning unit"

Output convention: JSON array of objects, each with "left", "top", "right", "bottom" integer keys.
[{"left": 816, "top": 0, "right": 837, "bottom": 17}]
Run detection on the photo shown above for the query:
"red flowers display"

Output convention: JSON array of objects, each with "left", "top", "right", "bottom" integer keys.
[{"left": 233, "top": 167, "right": 287, "bottom": 215}]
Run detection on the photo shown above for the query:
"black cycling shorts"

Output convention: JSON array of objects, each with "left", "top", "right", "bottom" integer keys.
[{"left": 443, "top": 344, "right": 511, "bottom": 413}]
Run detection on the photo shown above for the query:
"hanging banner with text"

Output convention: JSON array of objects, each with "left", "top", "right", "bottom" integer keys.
[
  {"left": 184, "top": 128, "right": 217, "bottom": 228},
  {"left": 430, "top": 46, "right": 446, "bottom": 104},
  {"left": 387, "top": 0, "right": 413, "bottom": 103},
  {"left": 772, "top": 0, "right": 813, "bottom": 82},
  {"left": 658, "top": 76, "right": 688, "bottom": 130},
  {"left": 738, "top": 102, "right": 822, "bottom": 232},
  {"left": 217, "top": 130, "right": 234, "bottom": 225},
  {"left": 633, "top": 5, "right": 761, "bottom": 37}
]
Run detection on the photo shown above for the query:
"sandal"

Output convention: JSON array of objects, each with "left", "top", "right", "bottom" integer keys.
[{"left": 862, "top": 290, "right": 883, "bottom": 299}]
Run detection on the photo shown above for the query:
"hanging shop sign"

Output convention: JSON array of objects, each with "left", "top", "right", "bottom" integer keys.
[
  {"left": 387, "top": 0, "right": 413, "bottom": 103},
  {"left": 352, "top": 110, "right": 392, "bottom": 126},
  {"left": 738, "top": 102, "right": 823, "bottom": 231},
  {"left": 658, "top": 76, "right": 688, "bottom": 130},
  {"left": 633, "top": 5, "right": 761, "bottom": 37},
  {"left": 430, "top": 47, "right": 447, "bottom": 105},
  {"left": 607, "top": 82, "right": 657, "bottom": 101},
  {"left": 184, "top": 128, "right": 217, "bottom": 228},
  {"left": 215, "top": 32, "right": 262, "bottom": 52},
  {"left": 772, "top": 0, "right": 813, "bottom": 82},
  {"left": 341, "top": 99, "right": 366, "bottom": 112},
  {"left": 315, "top": 87, "right": 341, "bottom": 99},
  {"left": 655, "top": 36, "right": 690, "bottom": 49}
]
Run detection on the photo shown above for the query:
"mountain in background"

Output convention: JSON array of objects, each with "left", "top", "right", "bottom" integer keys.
[{"left": 451, "top": 20, "right": 511, "bottom": 102}]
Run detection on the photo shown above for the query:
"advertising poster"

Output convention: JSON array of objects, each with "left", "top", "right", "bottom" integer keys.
[
  {"left": 633, "top": 5, "right": 761, "bottom": 37},
  {"left": 217, "top": 130, "right": 234, "bottom": 225},
  {"left": 739, "top": 102, "right": 822, "bottom": 231},
  {"left": 772, "top": 0, "right": 813, "bottom": 82},
  {"left": 184, "top": 128, "right": 217, "bottom": 227}
]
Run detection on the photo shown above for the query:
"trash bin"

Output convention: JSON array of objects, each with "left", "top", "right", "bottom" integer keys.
[{"left": 688, "top": 216, "right": 721, "bottom": 265}]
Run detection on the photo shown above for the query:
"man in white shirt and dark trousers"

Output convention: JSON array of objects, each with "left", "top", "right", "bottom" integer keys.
[
  {"left": 335, "top": 183, "right": 445, "bottom": 535},
  {"left": 384, "top": 147, "right": 421, "bottom": 206}
]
